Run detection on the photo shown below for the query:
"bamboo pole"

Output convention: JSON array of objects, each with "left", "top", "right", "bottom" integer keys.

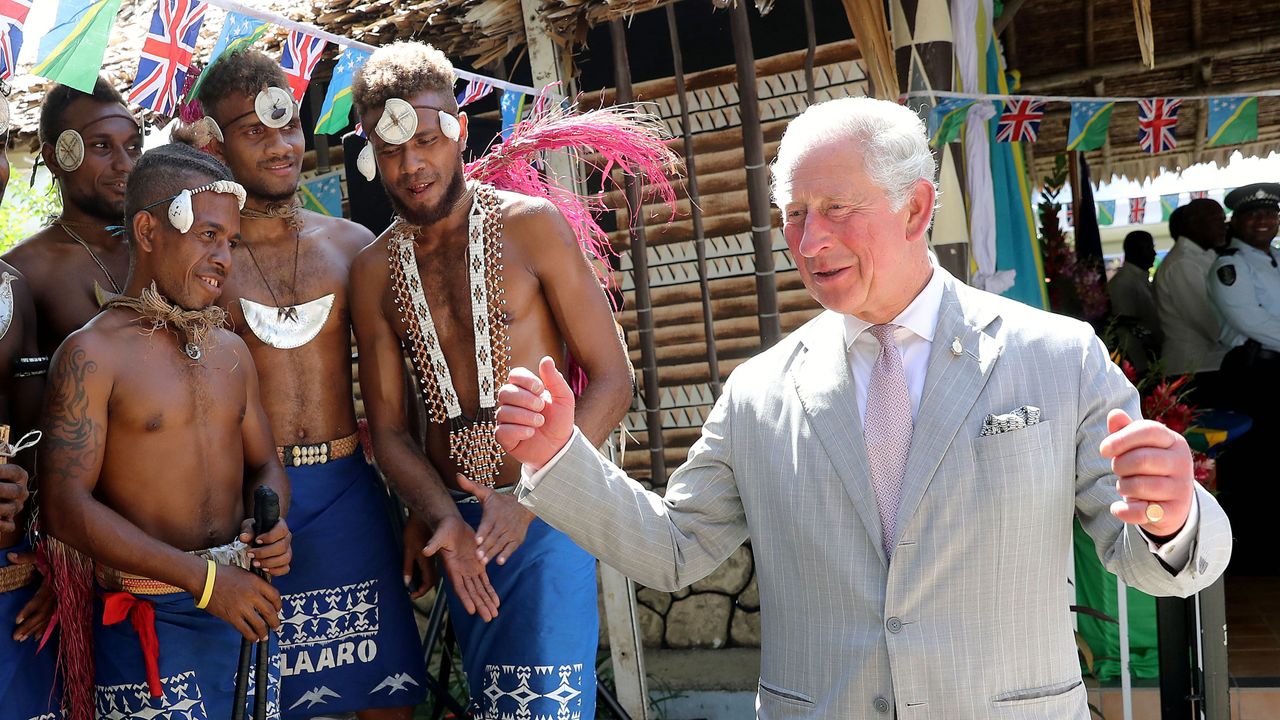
[
  {"left": 666, "top": 5, "right": 722, "bottom": 399},
  {"left": 802, "top": 0, "right": 817, "bottom": 105},
  {"left": 610, "top": 19, "right": 666, "bottom": 483},
  {"left": 729, "top": 0, "right": 782, "bottom": 348}
]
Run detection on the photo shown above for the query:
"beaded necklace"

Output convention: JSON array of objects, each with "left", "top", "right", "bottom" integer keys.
[{"left": 389, "top": 183, "right": 510, "bottom": 487}]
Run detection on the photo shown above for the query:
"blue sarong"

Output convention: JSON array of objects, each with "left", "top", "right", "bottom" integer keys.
[
  {"left": 276, "top": 455, "right": 425, "bottom": 717},
  {"left": 444, "top": 498, "right": 599, "bottom": 720},
  {"left": 93, "top": 555, "right": 281, "bottom": 720},
  {"left": 0, "top": 540, "right": 60, "bottom": 720}
]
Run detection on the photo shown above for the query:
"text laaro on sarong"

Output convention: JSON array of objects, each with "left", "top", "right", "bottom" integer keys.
[{"left": 279, "top": 579, "right": 380, "bottom": 677}]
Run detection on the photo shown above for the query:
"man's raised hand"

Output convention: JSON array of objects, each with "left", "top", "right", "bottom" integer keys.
[
  {"left": 1099, "top": 409, "right": 1195, "bottom": 538},
  {"left": 495, "top": 356, "right": 576, "bottom": 468}
]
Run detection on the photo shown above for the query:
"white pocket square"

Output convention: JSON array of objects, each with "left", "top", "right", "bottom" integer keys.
[{"left": 980, "top": 405, "right": 1042, "bottom": 437}]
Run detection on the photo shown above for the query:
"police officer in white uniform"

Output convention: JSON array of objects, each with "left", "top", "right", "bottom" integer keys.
[
  {"left": 1208, "top": 183, "right": 1280, "bottom": 369},
  {"left": 1205, "top": 182, "right": 1280, "bottom": 573}
]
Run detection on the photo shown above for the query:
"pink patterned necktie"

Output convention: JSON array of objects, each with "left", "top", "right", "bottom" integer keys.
[{"left": 864, "top": 324, "right": 913, "bottom": 557}]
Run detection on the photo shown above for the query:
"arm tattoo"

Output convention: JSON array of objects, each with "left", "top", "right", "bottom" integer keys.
[{"left": 44, "top": 347, "right": 100, "bottom": 479}]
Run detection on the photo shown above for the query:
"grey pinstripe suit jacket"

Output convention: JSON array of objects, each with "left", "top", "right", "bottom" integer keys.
[{"left": 519, "top": 270, "right": 1232, "bottom": 719}]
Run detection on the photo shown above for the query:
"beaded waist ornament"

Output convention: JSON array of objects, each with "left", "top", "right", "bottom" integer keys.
[{"left": 389, "top": 183, "right": 510, "bottom": 487}]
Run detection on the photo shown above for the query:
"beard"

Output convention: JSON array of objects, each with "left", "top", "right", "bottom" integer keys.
[
  {"left": 69, "top": 188, "right": 126, "bottom": 224},
  {"left": 386, "top": 161, "right": 467, "bottom": 227}
]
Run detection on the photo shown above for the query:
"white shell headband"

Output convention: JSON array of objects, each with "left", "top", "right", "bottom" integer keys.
[
  {"left": 140, "top": 180, "right": 248, "bottom": 234},
  {"left": 360, "top": 98, "right": 461, "bottom": 181},
  {"left": 374, "top": 97, "right": 460, "bottom": 145}
]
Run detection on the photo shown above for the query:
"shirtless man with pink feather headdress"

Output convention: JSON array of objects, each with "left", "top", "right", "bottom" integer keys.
[{"left": 348, "top": 41, "right": 669, "bottom": 718}]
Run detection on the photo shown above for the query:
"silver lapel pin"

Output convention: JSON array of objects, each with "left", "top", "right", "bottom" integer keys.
[{"left": 951, "top": 337, "right": 963, "bottom": 356}]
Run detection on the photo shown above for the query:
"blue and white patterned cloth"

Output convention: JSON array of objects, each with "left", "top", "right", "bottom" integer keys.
[
  {"left": 276, "top": 455, "right": 426, "bottom": 717},
  {"left": 445, "top": 499, "right": 598, "bottom": 720}
]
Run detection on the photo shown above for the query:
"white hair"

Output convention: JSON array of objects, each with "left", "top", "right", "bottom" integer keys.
[{"left": 771, "top": 96, "right": 938, "bottom": 212}]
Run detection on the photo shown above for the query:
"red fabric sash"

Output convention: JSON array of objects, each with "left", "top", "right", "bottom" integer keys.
[{"left": 102, "top": 592, "right": 162, "bottom": 697}]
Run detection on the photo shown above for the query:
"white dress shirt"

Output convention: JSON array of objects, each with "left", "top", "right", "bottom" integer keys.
[
  {"left": 842, "top": 266, "right": 944, "bottom": 423},
  {"left": 525, "top": 266, "right": 1198, "bottom": 567},
  {"left": 1154, "top": 237, "right": 1228, "bottom": 374}
]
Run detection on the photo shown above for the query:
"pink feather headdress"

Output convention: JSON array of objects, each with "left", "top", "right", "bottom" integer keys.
[
  {"left": 463, "top": 90, "right": 680, "bottom": 393},
  {"left": 464, "top": 91, "right": 681, "bottom": 279}
]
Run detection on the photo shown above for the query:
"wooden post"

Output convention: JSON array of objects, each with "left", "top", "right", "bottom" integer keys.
[
  {"left": 666, "top": 5, "right": 722, "bottom": 399},
  {"left": 729, "top": 0, "right": 782, "bottom": 348},
  {"left": 610, "top": 20, "right": 666, "bottom": 484},
  {"left": 519, "top": 0, "right": 580, "bottom": 191}
]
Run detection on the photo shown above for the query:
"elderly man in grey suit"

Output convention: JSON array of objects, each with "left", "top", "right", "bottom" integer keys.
[{"left": 490, "top": 97, "right": 1232, "bottom": 719}]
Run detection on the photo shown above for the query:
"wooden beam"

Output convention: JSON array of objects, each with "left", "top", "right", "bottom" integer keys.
[
  {"left": 1085, "top": 0, "right": 1096, "bottom": 68},
  {"left": 994, "top": 0, "right": 1031, "bottom": 35},
  {"left": 730, "top": 0, "right": 782, "bottom": 348},
  {"left": 1022, "top": 34, "right": 1280, "bottom": 89}
]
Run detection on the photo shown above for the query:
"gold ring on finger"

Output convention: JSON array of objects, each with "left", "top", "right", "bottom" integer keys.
[{"left": 1145, "top": 502, "right": 1165, "bottom": 523}]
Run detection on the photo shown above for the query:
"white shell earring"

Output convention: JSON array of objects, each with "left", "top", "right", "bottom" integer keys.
[
  {"left": 55, "top": 129, "right": 84, "bottom": 172},
  {"left": 168, "top": 189, "right": 194, "bottom": 233},
  {"left": 438, "top": 111, "right": 460, "bottom": 142},
  {"left": 357, "top": 143, "right": 377, "bottom": 181}
]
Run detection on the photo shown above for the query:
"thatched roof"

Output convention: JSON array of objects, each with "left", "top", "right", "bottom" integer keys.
[
  {"left": 308, "top": 0, "right": 690, "bottom": 68},
  {"left": 8, "top": 0, "right": 302, "bottom": 151},
  {"left": 1007, "top": 0, "right": 1280, "bottom": 181}
]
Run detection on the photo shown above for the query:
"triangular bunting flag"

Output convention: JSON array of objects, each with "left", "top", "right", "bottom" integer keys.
[
  {"left": 0, "top": 0, "right": 34, "bottom": 82},
  {"left": 500, "top": 89, "right": 526, "bottom": 140},
  {"left": 456, "top": 78, "right": 494, "bottom": 108},
  {"left": 315, "top": 47, "right": 370, "bottom": 135},
  {"left": 1206, "top": 97, "right": 1258, "bottom": 147},
  {"left": 1160, "top": 194, "right": 1180, "bottom": 221},
  {"left": 187, "top": 10, "right": 267, "bottom": 100},
  {"left": 1064, "top": 202, "right": 1074, "bottom": 226},
  {"left": 995, "top": 98, "right": 1045, "bottom": 143},
  {"left": 1067, "top": 101, "right": 1115, "bottom": 151},
  {"left": 33, "top": 0, "right": 124, "bottom": 93},
  {"left": 1137, "top": 98, "right": 1182, "bottom": 154},
  {"left": 280, "top": 29, "right": 327, "bottom": 102},
  {"left": 928, "top": 99, "right": 975, "bottom": 146},
  {"left": 1129, "top": 197, "right": 1147, "bottom": 224},
  {"left": 1190, "top": 190, "right": 1208, "bottom": 200},
  {"left": 299, "top": 171, "right": 343, "bottom": 216},
  {"left": 128, "top": 0, "right": 208, "bottom": 116},
  {"left": 1097, "top": 199, "right": 1115, "bottom": 226}
]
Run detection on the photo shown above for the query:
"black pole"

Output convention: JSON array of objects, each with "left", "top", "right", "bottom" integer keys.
[
  {"left": 666, "top": 4, "right": 722, "bottom": 399},
  {"left": 802, "top": 0, "right": 818, "bottom": 105},
  {"left": 729, "top": 0, "right": 781, "bottom": 347},
  {"left": 611, "top": 19, "right": 667, "bottom": 482},
  {"left": 1156, "top": 595, "right": 1198, "bottom": 717}
]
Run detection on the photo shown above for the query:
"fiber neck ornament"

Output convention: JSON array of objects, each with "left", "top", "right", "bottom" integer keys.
[{"left": 102, "top": 282, "right": 228, "bottom": 361}]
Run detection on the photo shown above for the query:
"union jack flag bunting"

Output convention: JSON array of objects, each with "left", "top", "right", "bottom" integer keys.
[
  {"left": 456, "top": 78, "right": 494, "bottom": 108},
  {"left": 128, "top": 0, "right": 206, "bottom": 116},
  {"left": 1190, "top": 190, "right": 1208, "bottom": 200},
  {"left": 1138, "top": 98, "right": 1182, "bottom": 154},
  {"left": 0, "top": 0, "right": 34, "bottom": 81},
  {"left": 1129, "top": 197, "right": 1147, "bottom": 224},
  {"left": 995, "top": 98, "right": 1045, "bottom": 143},
  {"left": 281, "top": 30, "right": 328, "bottom": 102}
]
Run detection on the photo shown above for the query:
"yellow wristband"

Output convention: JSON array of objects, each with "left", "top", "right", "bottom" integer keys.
[{"left": 195, "top": 559, "right": 216, "bottom": 610}]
